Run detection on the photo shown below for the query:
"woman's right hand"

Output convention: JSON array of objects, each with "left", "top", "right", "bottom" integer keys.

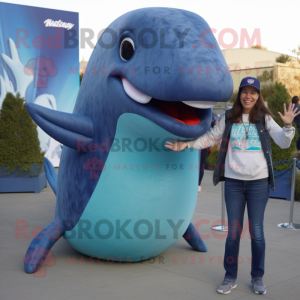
[{"left": 164, "top": 139, "right": 188, "bottom": 152}]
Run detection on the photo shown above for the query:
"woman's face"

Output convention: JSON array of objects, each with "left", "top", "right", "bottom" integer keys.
[{"left": 239, "top": 86, "right": 259, "bottom": 113}]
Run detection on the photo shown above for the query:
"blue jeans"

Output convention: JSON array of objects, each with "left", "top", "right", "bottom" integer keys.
[
  {"left": 296, "top": 125, "right": 300, "bottom": 150},
  {"left": 199, "top": 148, "right": 210, "bottom": 185},
  {"left": 224, "top": 177, "right": 269, "bottom": 279}
]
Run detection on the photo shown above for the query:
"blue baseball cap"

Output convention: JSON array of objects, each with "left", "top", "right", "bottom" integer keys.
[{"left": 239, "top": 77, "right": 260, "bottom": 93}]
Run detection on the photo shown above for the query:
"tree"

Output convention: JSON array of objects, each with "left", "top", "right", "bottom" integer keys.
[
  {"left": 275, "top": 54, "right": 291, "bottom": 64},
  {"left": 267, "top": 82, "right": 298, "bottom": 170},
  {"left": 229, "top": 90, "right": 238, "bottom": 103},
  {"left": 260, "top": 83, "right": 276, "bottom": 101},
  {"left": 0, "top": 93, "right": 44, "bottom": 174},
  {"left": 80, "top": 71, "right": 84, "bottom": 84},
  {"left": 257, "top": 70, "right": 273, "bottom": 83},
  {"left": 291, "top": 46, "right": 300, "bottom": 64},
  {"left": 251, "top": 45, "right": 267, "bottom": 50}
]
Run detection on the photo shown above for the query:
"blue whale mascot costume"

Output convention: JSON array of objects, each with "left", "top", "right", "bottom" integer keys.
[{"left": 24, "top": 7, "right": 233, "bottom": 273}]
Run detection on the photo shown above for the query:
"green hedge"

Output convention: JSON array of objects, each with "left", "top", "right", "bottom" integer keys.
[
  {"left": 260, "top": 83, "right": 276, "bottom": 100},
  {"left": 267, "top": 82, "right": 298, "bottom": 171},
  {"left": 205, "top": 145, "right": 219, "bottom": 168},
  {"left": 294, "top": 172, "right": 300, "bottom": 201},
  {"left": 0, "top": 93, "right": 44, "bottom": 175}
]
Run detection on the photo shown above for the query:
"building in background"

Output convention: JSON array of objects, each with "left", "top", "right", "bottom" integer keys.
[
  {"left": 222, "top": 48, "right": 297, "bottom": 92},
  {"left": 222, "top": 48, "right": 283, "bottom": 70},
  {"left": 212, "top": 48, "right": 299, "bottom": 114},
  {"left": 79, "top": 48, "right": 299, "bottom": 113}
]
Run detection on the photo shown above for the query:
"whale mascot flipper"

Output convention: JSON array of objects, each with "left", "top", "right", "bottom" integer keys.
[{"left": 24, "top": 7, "right": 232, "bottom": 273}]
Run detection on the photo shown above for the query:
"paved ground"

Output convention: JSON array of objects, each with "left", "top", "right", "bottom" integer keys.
[{"left": 1, "top": 170, "right": 300, "bottom": 300}]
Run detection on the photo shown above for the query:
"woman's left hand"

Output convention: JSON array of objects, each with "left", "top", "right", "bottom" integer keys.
[{"left": 278, "top": 102, "right": 300, "bottom": 127}]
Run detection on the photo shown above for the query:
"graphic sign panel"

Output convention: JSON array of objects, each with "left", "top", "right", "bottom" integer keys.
[{"left": 0, "top": 2, "right": 79, "bottom": 166}]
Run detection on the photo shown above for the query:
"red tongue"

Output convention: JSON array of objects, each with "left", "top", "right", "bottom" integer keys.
[
  {"left": 177, "top": 102, "right": 201, "bottom": 125},
  {"left": 154, "top": 100, "right": 200, "bottom": 125}
]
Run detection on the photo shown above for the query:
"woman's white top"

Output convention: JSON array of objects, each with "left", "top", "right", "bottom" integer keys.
[{"left": 187, "top": 114, "right": 295, "bottom": 180}]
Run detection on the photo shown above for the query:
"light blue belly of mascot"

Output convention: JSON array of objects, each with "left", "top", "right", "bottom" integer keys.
[
  {"left": 66, "top": 114, "right": 199, "bottom": 261},
  {"left": 24, "top": 7, "right": 233, "bottom": 272}
]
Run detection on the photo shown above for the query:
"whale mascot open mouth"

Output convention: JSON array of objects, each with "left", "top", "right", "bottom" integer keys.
[{"left": 24, "top": 7, "right": 233, "bottom": 273}]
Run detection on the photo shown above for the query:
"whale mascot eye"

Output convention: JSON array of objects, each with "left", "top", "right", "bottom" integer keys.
[{"left": 120, "top": 37, "right": 135, "bottom": 61}]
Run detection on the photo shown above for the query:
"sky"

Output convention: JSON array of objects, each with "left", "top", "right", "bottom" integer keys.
[{"left": 2, "top": 0, "right": 299, "bottom": 61}]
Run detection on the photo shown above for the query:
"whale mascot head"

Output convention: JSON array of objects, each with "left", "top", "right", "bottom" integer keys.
[{"left": 24, "top": 7, "right": 233, "bottom": 273}]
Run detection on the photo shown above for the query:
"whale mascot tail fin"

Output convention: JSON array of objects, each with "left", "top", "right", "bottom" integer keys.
[
  {"left": 24, "top": 158, "right": 64, "bottom": 274},
  {"left": 24, "top": 218, "right": 65, "bottom": 273},
  {"left": 44, "top": 157, "right": 57, "bottom": 195},
  {"left": 183, "top": 223, "right": 208, "bottom": 252}
]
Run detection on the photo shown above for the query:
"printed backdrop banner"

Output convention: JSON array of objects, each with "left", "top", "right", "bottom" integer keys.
[{"left": 0, "top": 2, "right": 79, "bottom": 166}]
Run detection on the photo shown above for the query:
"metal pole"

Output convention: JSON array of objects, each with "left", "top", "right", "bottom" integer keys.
[
  {"left": 212, "top": 181, "right": 228, "bottom": 231},
  {"left": 278, "top": 158, "right": 300, "bottom": 230},
  {"left": 289, "top": 158, "right": 297, "bottom": 224}
]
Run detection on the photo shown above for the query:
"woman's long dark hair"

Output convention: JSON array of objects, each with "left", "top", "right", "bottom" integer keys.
[{"left": 228, "top": 89, "right": 274, "bottom": 123}]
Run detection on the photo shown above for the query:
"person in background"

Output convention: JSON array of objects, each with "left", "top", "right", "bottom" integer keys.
[
  {"left": 291, "top": 96, "right": 300, "bottom": 150},
  {"left": 198, "top": 116, "right": 217, "bottom": 192}
]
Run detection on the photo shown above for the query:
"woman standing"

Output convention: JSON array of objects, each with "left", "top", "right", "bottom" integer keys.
[{"left": 165, "top": 77, "right": 298, "bottom": 295}]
